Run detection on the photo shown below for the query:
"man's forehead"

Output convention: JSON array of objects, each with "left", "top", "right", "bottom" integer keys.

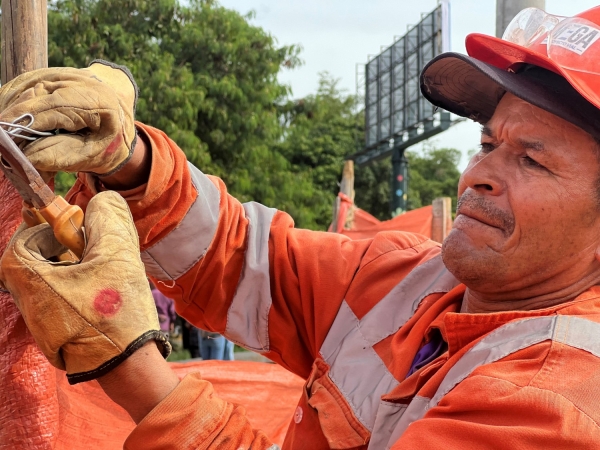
[
  {"left": 481, "top": 124, "right": 547, "bottom": 152},
  {"left": 482, "top": 94, "right": 590, "bottom": 145}
]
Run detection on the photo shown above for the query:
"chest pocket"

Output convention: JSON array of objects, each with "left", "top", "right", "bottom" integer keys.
[{"left": 306, "top": 358, "right": 370, "bottom": 449}]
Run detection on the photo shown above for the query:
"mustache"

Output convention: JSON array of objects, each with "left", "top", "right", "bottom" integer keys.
[{"left": 456, "top": 192, "right": 515, "bottom": 236}]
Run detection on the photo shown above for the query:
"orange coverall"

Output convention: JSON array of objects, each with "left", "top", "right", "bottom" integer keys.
[{"left": 68, "top": 124, "right": 600, "bottom": 449}]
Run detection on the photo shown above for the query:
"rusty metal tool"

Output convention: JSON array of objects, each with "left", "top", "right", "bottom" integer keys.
[{"left": 0, "top": 125, "right": 85, "bottom": 259}]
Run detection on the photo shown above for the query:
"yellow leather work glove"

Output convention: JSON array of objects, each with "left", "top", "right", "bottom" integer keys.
[
  {"left": 0, "top": 60, "right": 137, "bottom": 176},
  {"left": 0, "top": 191, "right": 170, "bottom": 385}
]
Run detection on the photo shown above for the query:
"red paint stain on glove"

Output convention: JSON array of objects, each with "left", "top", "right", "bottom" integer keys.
[
  {"left": 104, "top": 134, "right": 122, "bottom": 156},
  {"left": 93, "top": 289, "right": 123, "bottom": 317}
]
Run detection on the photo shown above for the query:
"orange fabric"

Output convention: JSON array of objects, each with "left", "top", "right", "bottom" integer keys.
[
  {"left": 42, "top": 123, "right": 600, "bottom": 448},
  {"left": 52, "top": 360, "right": 302, "bottom": 448},
  {"left": 67, "top": 122, "right": 198, "bottom": 251},
  {"left": 339, "top": 205, "right": 433, "bottom": 240}
]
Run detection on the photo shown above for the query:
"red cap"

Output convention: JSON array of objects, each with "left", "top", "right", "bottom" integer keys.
[
  {"left": 420, "top": 6, "right": 600, "bottom": 138},
  {"left": 467, "top": 5, "right": 600, "bottom": 109}
]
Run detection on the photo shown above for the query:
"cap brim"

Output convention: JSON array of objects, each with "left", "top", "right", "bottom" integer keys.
[
  {"left": 420, "top": 53, "right": 507, "bottom": 124},
  {"left": 467, "top": 34, "right": 600, "bottom": 116},
  {"left": 420, "top": 52, "right": 600, "bottom": 139}
]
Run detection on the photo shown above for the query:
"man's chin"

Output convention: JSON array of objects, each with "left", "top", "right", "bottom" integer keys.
[{"left": 441, "top": 229, "right": 507, "bottom": 287}]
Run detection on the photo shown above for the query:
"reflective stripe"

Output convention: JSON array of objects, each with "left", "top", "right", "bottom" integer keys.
[
  {"left": 142, "top": 162, "right": 220, "bottom": 280},
  {"left": 387, "top": 315, "right": 600, "bottom": 446},
  {"left": 322, "top": 301, "right": 398, "bottom": 430},
  {"left": 367, "top": 401, "right": 407, "bottom": 450},
  {"left": 359, "top": 255, "right": 459, "bottom": 346},
  {"left": 320, "top": 255, "right": 458, "bottom": 431},
  {"left": 224, "top": 202, "right": 276, "bottom": 353}
]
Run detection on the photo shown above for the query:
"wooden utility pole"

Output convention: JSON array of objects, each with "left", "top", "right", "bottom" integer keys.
[
  {"left": 496, "top": 0, "right": 545, "bottom": 38},
  {"left": 0, "top": 1, "right": 50, "bottom": 446},
  {"left": 431, "top": 197, "right": 452, "bottom": 243},
  {"left": 1, "top": 0, "right": 48, "bottom": 83},
  {"left": 331, "top": 160, "right": 355, "bottom": 232}
]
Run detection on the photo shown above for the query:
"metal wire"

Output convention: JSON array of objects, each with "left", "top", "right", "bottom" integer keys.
[{"left": 0, "top": 114, "right": 54, "bottom": 141}]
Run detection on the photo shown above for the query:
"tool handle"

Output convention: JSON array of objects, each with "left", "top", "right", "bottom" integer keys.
[
  {"left": 38, "top": 196, "right": 86, "bottom": 259},
  {"left": 21, "top": 204, "right": 45, "bottom": 228}
]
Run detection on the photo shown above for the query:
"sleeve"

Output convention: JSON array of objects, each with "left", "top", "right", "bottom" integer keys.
[
  {"left": 391, "top": 375, "right": 600, "bottom": 449},
  {"left": 124, "top": 373, "right": 275, "bottom": 450},
  {"left": 68, "top": 122, "right": 439, "bottom": 379}
]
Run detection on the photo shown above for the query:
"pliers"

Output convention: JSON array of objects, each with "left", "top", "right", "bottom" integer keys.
[{"left": 0, "top": 124, "right": 85, "bottom": 259}]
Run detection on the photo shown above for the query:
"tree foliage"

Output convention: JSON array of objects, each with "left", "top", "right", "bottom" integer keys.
[
  {"left": 47, "top": 0, "right": 328, "bottom": 227},
  {"left": 28, "top": 0, "right": 462, "bottom": 228},
  {"left": 276, "top": 74, "right": 363, "bottom": 229},
  {"left": 407, "top": 147, "right": 462, "bottom": 211}
]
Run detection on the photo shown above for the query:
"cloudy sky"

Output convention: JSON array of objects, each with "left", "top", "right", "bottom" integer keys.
[{"left": 219, "top": 0, "right": 599, "bottom": 169}]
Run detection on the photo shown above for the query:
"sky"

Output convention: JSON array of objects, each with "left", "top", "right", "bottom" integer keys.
[{"left": 219, "top": 0, "right": 600, "bottom": 169}]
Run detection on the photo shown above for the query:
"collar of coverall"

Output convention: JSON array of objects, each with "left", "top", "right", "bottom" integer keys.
[{"left": 419, "top": 52, "right": 600, "bottom": 142}]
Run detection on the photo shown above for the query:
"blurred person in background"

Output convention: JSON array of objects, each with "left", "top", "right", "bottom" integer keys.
[
  {"left": 199, "top": 330, "right": 227, "bottom": 360},
  {"left": 150, "top": 280, "right": 176, "bottom": 339}
]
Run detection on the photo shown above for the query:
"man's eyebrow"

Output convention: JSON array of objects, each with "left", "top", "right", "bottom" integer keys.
[
  {"left": 481, "top": 125, "right": 493, "bottom": 137},
  {"left": 517, "top": 139, "right": 545, "bottom": 151}
]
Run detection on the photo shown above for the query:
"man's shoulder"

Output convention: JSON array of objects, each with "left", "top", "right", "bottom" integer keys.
[
  {"left": 470, "top": 335, "right": 600, "bottom": 426},
  {"left": 345, "top": 233, "right": 445, "bottom": 318}
]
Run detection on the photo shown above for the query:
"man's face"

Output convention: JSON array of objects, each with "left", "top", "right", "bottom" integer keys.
[{"left": 443, "top": 93, "right": 600, "bottom": 297}]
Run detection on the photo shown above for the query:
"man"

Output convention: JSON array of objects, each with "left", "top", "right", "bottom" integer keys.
[
  {"left": 2, "top": 5, "right": 600, "bottom": 449},
  {"left": 150, "top": 280, "right": 177, "bottom": 338}
]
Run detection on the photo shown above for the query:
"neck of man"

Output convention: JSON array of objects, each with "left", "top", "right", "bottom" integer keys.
[{"left": 461, "top": 269, "right": 600, "bottom": 314}]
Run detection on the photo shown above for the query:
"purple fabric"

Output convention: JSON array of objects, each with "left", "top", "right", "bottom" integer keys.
[
  {"left": 152, "top": 288, "right": 177, "bottom": 333},
  {"left": 407, "top": 331, "right": 445, "bottom": 377}
]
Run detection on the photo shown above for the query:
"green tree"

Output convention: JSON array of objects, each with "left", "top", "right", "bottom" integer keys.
[
  {"left": 353, "top": 160, "right": 391, "bottom": 221},
  {"left": 353, "top": 147, "right": 462, "bottom": 221},
  {"left": 27, "top": 0, "right": 463, "bottom": 229},
  {"left": 406, "top": 146, "right": 462, "bottom": 211},
  {"left": 276, "top": 73, "right": 363, "bottom": 229},
  {"left": 46, "top": 0, "right": 334, "bottom": 228}
]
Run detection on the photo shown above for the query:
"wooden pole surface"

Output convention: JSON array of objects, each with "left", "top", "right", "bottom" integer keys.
[
  {"left": 1, "top": 0, "right": 48, "bottom": 83},
  {"left": 0, "top": 1, "right": 54, "bottom": 446},
  {"left": 431, "top": 197, "right": 452, "bottom": 243},
  {"left": 331, "top": 160, "right": 355, "bottom": 232}
]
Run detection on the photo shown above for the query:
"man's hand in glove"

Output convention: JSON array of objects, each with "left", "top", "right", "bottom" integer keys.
[
  {"left": 0, "top": 190, "right": 170, "bottom": 384},
  {"left": 0, "top": 60, "right": 138, "bottom": 176}
]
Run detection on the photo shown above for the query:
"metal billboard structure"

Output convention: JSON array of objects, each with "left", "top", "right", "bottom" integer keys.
[{"left": 350, "top": 1, "right": 452, "bottom": 216}]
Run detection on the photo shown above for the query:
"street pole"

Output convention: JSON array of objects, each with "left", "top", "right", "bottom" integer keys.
[
  {"left": 496, "top": 0, "right": 546, "bottom": 38},
  {"left": 1, "top": 0, "right": 48, "bottom": 82},
  {"left": 0, "top": 0, "right": 51, "bottom": 445},
  {"left": 391, "top": 148, "right": 409, "bottom": 217}
]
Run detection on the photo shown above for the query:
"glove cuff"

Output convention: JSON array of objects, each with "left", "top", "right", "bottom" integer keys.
[{"left": 66, "top": 330, "right": 172, "bottom": 385}]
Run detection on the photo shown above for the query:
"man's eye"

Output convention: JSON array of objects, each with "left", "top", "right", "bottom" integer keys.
[
  {"left": 479, "top": 143, "right": 494, "bottom": 153},
  {"left": 523, "top": 155, "right": 545, "bottom": 169}
]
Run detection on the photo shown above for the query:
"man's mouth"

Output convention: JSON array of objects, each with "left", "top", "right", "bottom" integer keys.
[
  {"left": 456, "top": 208, "right": 502, "bottom": 230},
  {"left": 455, "top": 193, "right": 515, "bottom": 236}
]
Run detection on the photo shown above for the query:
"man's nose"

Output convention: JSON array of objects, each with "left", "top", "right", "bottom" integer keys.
[{"left": 460, "top": 151, "right": 506, "bottom": 196}]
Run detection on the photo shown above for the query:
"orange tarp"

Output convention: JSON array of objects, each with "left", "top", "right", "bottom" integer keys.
[
  {"left": 0, "top": 176, "right": 304, "bottom": 449},
  {"left": 341, "top": 205, "right": 433, "bottom": 240},
  {"left": 51, "top": 361, "right": 304, "bottom": 448},
  {"left": 330, "top": 192, "right": 433, "bottom": 239}
]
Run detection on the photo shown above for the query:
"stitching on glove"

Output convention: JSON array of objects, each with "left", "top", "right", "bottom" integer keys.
[
  {"left": 88, "top": 59, "right": 139, "bottom": 116},
  {"left": 67, "top": 330, "right": 171, "bottom": 385}
]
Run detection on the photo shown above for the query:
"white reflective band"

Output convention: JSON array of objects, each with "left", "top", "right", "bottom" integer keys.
[
  {"left": 224, "top": 202, "right": 276, "bottom": 352},
  {"left": 388, "top": 315, "right": 600, "bottom": 444},
  {"left": 141, "top": 162, "right": 220, "bottom": 281},
  {"left": 322, "top": 300, "right": 399, "bottom": 430},
  {"left": 320, "top": 255, "right": 458, "bottom": 432},
  {"left": 367, "top": 401, "right": 408, "bottom": 450}
]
